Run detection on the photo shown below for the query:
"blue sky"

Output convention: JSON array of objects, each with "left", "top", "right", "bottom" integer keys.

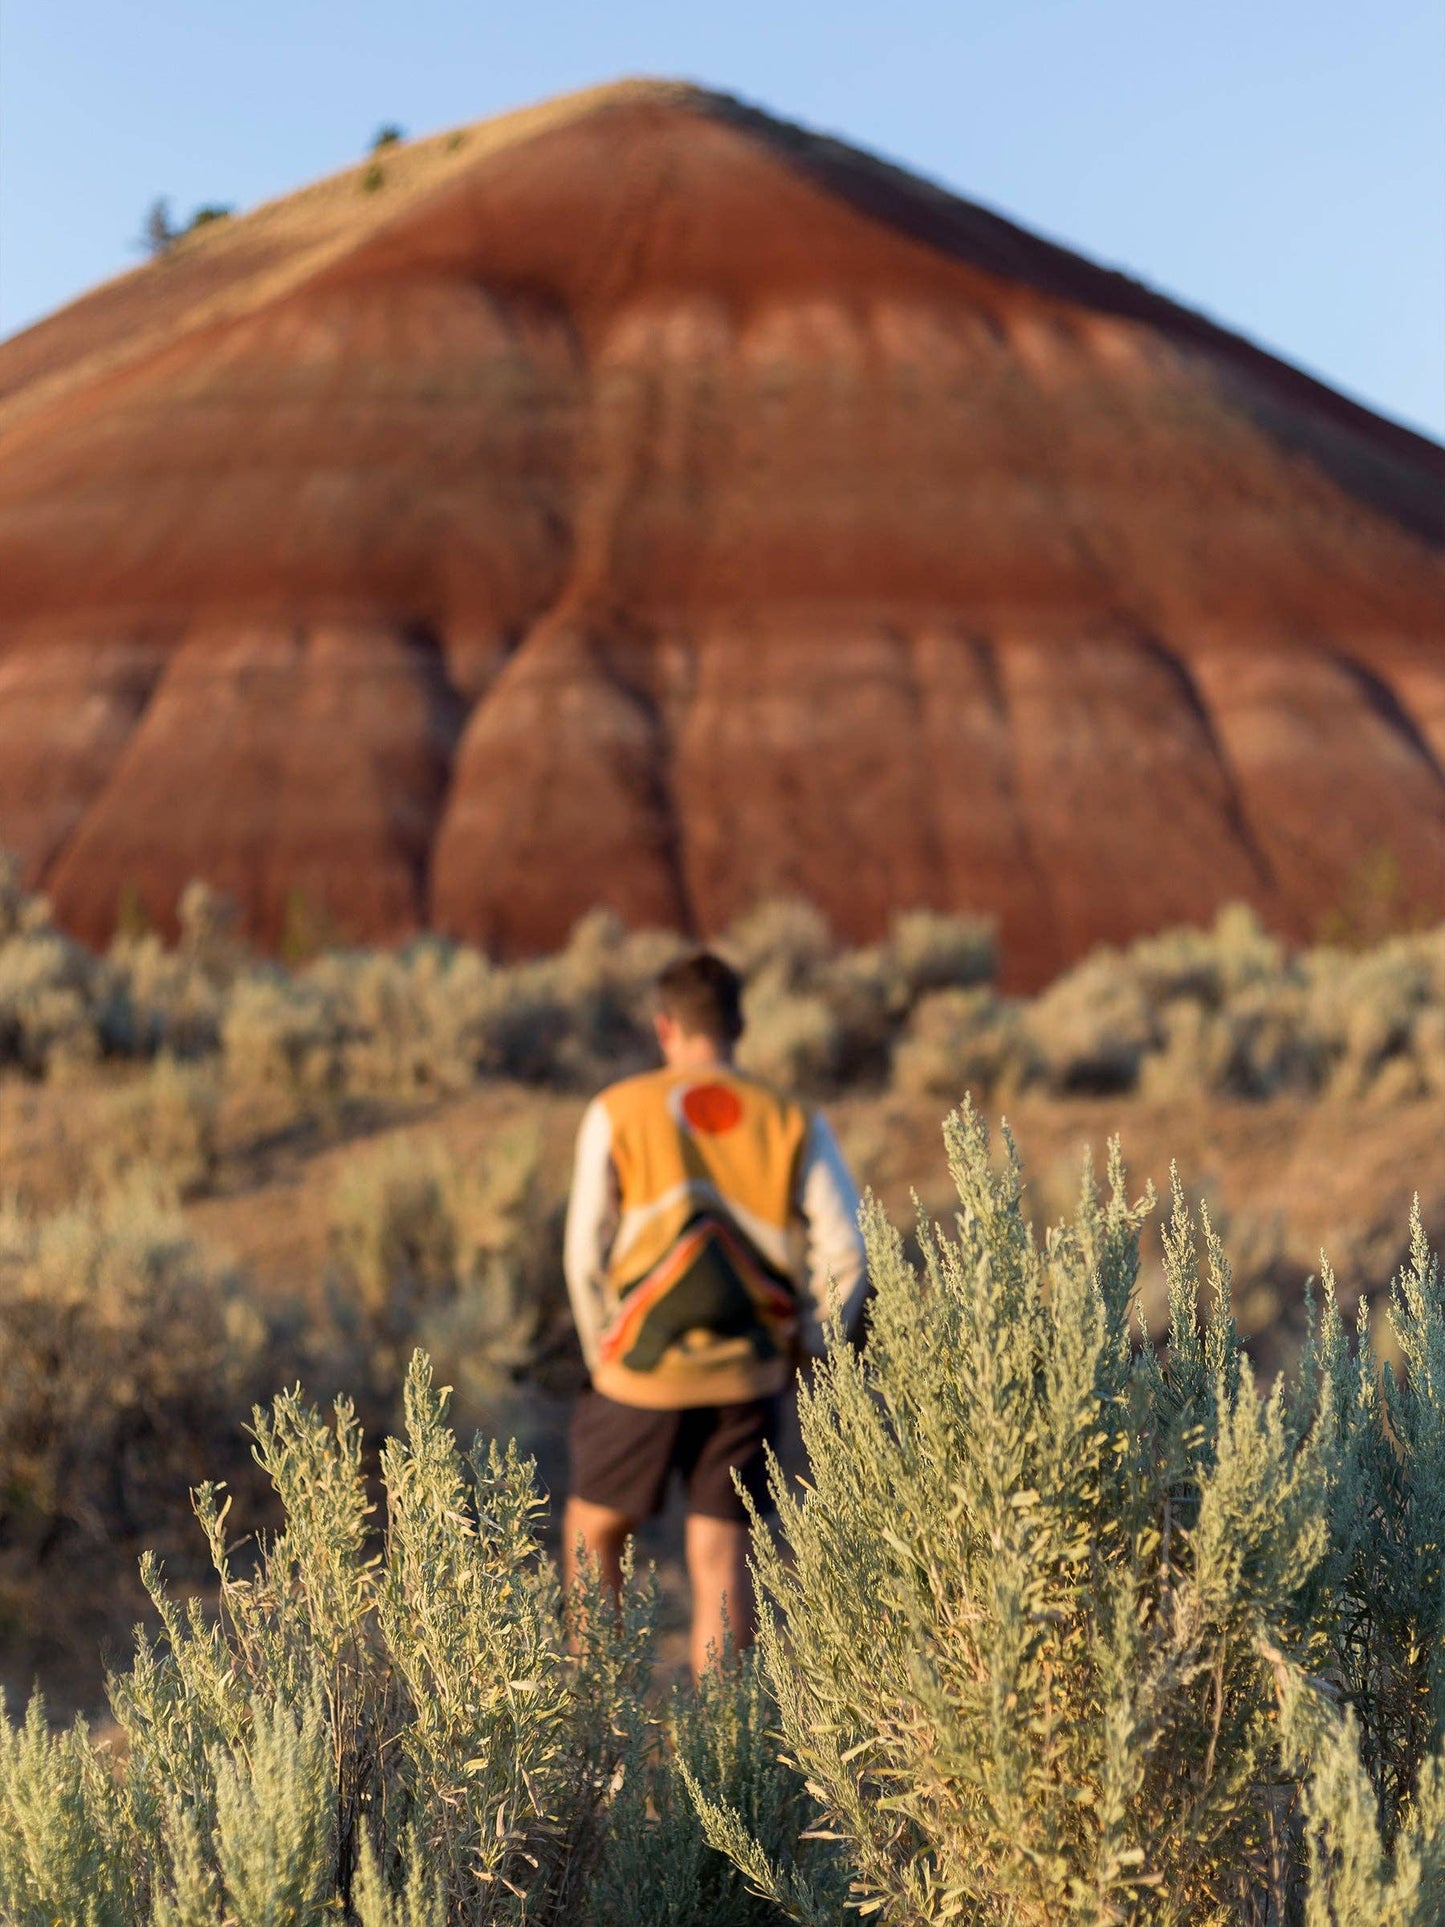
[{"left": 1, "top": 0, "right": 1441, "bottom": 437}]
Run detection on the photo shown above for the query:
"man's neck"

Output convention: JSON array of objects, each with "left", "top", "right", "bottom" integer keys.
[{"left": 664, "top": 1037, "right": 733, "bottom": 1074}]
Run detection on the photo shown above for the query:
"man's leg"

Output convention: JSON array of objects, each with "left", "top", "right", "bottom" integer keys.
[
  {"left": 562, "top": 1495, "right": 634, "bottom": 1597},
  {"left": 685, "top": 1512, "right": 755, "bottom": 1680},
  {"left": 565, "top": 1390, "right": 672, "bottom": 1600}
]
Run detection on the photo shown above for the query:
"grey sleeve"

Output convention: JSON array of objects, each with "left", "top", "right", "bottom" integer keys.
[{"left": 795, "top": 1110, "right": 868, "bottom": 1356}]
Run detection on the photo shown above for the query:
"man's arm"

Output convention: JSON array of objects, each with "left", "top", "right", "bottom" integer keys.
[
  {"left": 795, "top": 1111, "right": 867, "bottom": 1357},
  {"left": 563, "top": 1098, "right": 620, "bottom": 1373}
]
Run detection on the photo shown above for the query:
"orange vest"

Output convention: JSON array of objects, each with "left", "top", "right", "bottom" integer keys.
[{"left": 591, "top": 1066, "right": 811, "bottom": 1408}]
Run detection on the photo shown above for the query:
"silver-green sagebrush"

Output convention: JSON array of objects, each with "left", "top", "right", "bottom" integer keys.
[
  {"left": 699, "top": 1103, "right": 1445, "bottom": 1922},
  {"left": 1, "top": 1106, "right": 1442, "bottom": 1921},
  {"left": 3, "top": 850, "right": 1442, "bottom": 1105}
]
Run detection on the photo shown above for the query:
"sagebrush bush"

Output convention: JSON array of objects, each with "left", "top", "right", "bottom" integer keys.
[
  {"left": 310, "top": 944, "right": 494, "bottom": 1098},
  {"left": 1025, "top": 946, "right": 1160, "bottom": 1092},
  {"left": 220, "top": 969, "right": 348, "bottom": 1102},
  {"left": 0, "top": 1355, "right": 806, "bottom": 1925},
  {"left": 330, "top": 1138, "right": 460, "bottom": 1336},
  {"left": 891, "top": 985, "right": 1031, "bottom": 1100},
  {"left": 0, "top": 1120, "right": 570, "bottom": 1652},
  {"left": 0, "top": 1171, "right": 269, "bottom": 1549},
  {"left": 894, "top": 907, "right": 1445, "bottom": 1108},
  {"left": 326, "top": 1128, "right": 572, "bottom": 1403},
  {"left": 1, "top": 1118, "right": 1443, "bottom": 1919},
  {"left": 733, "top": 906, "right": 997, "bottom": 1091},
  {"left": 104, "top": 930, "right": 224, "bottom": 1062},
  {"left": 90, "top": 1054, "right": 220, "bottom": 1197},
  {"left": 1305, "top": 1205, "right": 1445, "bottom": 1853},
  {"left": 722, "top": 899, "right": 837, "bottom": 984},
  {"left": 881, "top": 907, "right": 998, "bottom": 1000},
  {"left": 737, "top": 972, "right": 844, "bottom": 1090},
  {"left": 694, "top": 1106, "right": 1445, "bottom": 1923},
  {"left": 2, "top": 851, "right": 1440, "bottom": 1105},
  {"left": 594, "top": 1651, "right": 847, "bottom": 1926},
  {"left": 0, "top": 856, "right": 104, "bottom": 1075}
]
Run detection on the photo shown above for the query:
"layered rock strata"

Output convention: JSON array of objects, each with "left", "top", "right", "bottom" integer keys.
[{"left": 1, "top": 81, "right": 1441, "bottom": 983}]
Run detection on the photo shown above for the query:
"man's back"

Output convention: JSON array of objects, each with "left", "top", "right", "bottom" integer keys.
[{"left": 565, "top": 1061, "right": 862, "bottom": 1409}]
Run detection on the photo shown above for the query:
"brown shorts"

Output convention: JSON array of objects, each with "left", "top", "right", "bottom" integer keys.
[{"left": 567, "top": 1387, "right": 780, "bottom": 1526}]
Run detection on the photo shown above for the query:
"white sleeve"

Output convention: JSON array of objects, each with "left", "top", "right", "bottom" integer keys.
[
  {"left": 563, "top": 1098, "right": 619, "bottom": 1372},
  {"left": 795, "top": 1111, "right": 867, "bottom": 1356}
]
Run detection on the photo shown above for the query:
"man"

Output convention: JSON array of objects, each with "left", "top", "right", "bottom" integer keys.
[{"left": 562, "top": 950, "right": 867, "bottom": 1679}]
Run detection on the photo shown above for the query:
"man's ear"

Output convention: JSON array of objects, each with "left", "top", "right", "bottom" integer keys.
[{"left": 653, "top": 1011, "right": 675, "bottom": 1055}]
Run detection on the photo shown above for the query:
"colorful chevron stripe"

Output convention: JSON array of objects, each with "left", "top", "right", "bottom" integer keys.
[{"left": 598, "top": 1215, "right": 797, "bottom": 1367}]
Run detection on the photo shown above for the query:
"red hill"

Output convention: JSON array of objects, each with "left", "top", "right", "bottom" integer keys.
[{"left": 1, "top": 79, "right": 1441, "bottom": 984}]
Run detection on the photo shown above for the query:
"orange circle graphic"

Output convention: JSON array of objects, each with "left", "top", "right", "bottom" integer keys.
[{"left": 681, "top": 1082, "right": 743, "bottom": 1134}]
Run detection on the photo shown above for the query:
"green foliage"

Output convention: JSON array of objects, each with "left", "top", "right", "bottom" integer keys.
[
  {"left": 1301, "top": 1201, "right": 1445, "bottom": 1846},
  {"left": 0, "top": 1352, "right": 816, "bottom": 1923},
  {"left": 695, "top": 1103, "right": 1445, "bottom": 1922},
  {"left": 0, "top": 1110, "right": 568, "bottom": 1633},
  {"left": 10, "top": 1353, "right": 667, "bottom": 1922},
  {"left": 139, "top": 198, "right": 177, "bottom": 257},
  {"left": 326, "top": 1127, "right": 571, "bottom": 1403},
  {"left": 115, "top": 880, "right": 154, "bottom": 943},
  {"left": 733, "top": 902, "right": 998, "bottom": 1090},
  {"left": 0, "top": 1697, "right": 134, "bottom": 1925},
  {"left": 137, "top": 199, "right": 232, "bottom": 256},
  {"left": 590, "top": 1651, "right": 844, "bottom": 1926},
  {"left": 1318, "top": 846, "right": 1435, "bottom": 952},
  {"left": 908, "top": 905, "right": 1445, "bottom": 1105},
  {"left": 219, "top": 967, "right": 346, "bottom": 1104},
  {"left": 2, "top": 1108, "right": 1445, "bottom": 1917},
  {"left": 0, "top": 1172, "right": 270, "bottom": 1552},
  {"left": 0, "top": 855, "right": 103, "bottom": 1074},
  {"left": 892, "top": 985, "right": 1032, "bottom": 1101},
  {"left": 90, "top": 1053, "right": 220, "bottom": 1197},
  {"left": 1271, "top": 1666, "right": 1445, "bottom": 1926},
  {"left": 279, "top": 888, "right": 347, "bottom": 968},
  {"left": 3, "top": 852, "right": 1442, "bottom": 1103}
]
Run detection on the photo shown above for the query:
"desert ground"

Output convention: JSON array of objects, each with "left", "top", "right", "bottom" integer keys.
[{"left": 3, "top": 1007, "right": 1439, "bottom": 1719}]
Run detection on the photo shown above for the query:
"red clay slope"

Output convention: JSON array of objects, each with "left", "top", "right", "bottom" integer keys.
[{"left": 1, "top": 79, "right": 1442, "bottom": 985}]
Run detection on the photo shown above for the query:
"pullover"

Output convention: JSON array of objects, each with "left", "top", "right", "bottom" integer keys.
[{"left": 564, "top": 1064, "right": 867, "bottom": 1409}]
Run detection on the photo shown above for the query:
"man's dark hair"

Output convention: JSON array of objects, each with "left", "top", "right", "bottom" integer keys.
[{"left": 655, "top": 951, "right": 745, "bottom": 1044}]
